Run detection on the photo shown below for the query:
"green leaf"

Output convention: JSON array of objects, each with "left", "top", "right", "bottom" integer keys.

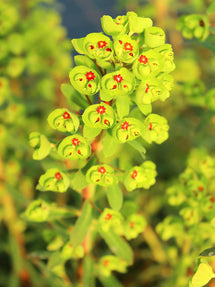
[
  {"left": 127, "top": 11, "right": 153, "bottom": 34},
  {"left": 106, "top": 184, "right": 123, "bottom": 211},
  {"left": 191, "top": 262, "right": 215, "bottom": 287},
  {"left": 116, "top": 95, "right": 130, "bottom": 119},
  {"left": 199, "top": 247, "right": 215, "bottom": 257},
  {"left": 207, "top": 0, "right": 215, "bottom": 14},
  {"left": 98, "top": 228, "right": 133, "bottom": 265},
  {"left": 98, "top": 274, "right": 123, "bottom": 287},
  {"left": 70, "top": 201, "right": 93, "bottom": 248},
  {"left": 83, "top": 125, "right": 101, "bottom": 139},
  {"left": 71, "top": 37, "right": 86, "bottom": 54},
  {"left": 61, "top": 83, "right": 88, "bottom": 109},
  {"left": 127, "top": 140, "right": 146, "bottom": 158},
  {"left": 102, "top": 131, "right": 119, "bottom": 158},
  {"left": 47, "top": 251, "right": 65, "bottom": 270},
  {"left": 136, "top": 102, "right": 152, "bottom": 115},
  {"left": 74, "top": 55, "right": 99, "bottom": 71},
  {"left": 83, "top": 256, "right": 95, "bottom": 287},
  {"left": 70, "top": 170, "right": 89, "bottom": 191}
]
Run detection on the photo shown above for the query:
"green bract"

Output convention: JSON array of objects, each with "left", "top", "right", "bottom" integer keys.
[
  {"left": 154, "top": 44, "right": 176, "bottom": 73},
  {"left": 144, "top": 26, "right": 166, "bottom": 48},
  {"left": 141, "top": 114, "right": 169, "bottom": 144},
  {"left": 124, "top": 161, "right": 157, "bottom": 191},
  {"left": 98, "top": 255, "right": 128, "bottom": 277},
  {"left": 98, "top": 208, "right": 123, "bottom": 232},
  {"left": 133, "top": 49, "right": 164, "bottom": 79},
  {"left": 100, "top": 67, "right": 136, "bottom": 100},
  {"left": 69, "top": 65, "right": 101, "bottom": 96},
  {"left": 47, "top": 108, "right": 80, "bottom": 133},
  {"left": 178, "top": 14, "right": 209, "bottom": 41},
  {"left": 25, "top": 199, "right": 50, "bottom": 222},
  {"left": 127, "top": 11, "right": 153, "bottom": 34},
  {"left": 123, "top": 214, "right": 147, "bottom": 240},
  {"left": 86, "top": 164, "right": 117, "bottom": 186},
  {"left": 29, "top": 132, "right": 51, "bottom": 160},
  {"left": 101, "top": 15, "right": 129, "bottom": 36},
  {"left": 114, "top": 34, "right": 139, "bottom": 63},
  {"left": 82, "top": 103, "right": 115, "bottom": 129},
  {"left": 57, "top": 135, "right": 91, "bottom": 160},
  {"left": 38, "top": 168, "right": 70, "bottom": 193},
  {"left": 61, "top": 242, "right": 84, "bottom": 260},
  {"left": 112, "top": 117, "right": 143, "bottom": 143},
  {"left": 191, "top": 262, "right": 215, "bottom": 287}
]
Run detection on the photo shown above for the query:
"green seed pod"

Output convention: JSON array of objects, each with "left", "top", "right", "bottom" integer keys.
[
  {"left": 82, "top": 103, "right": 115, "bottom": 129},
  {"left": 114, "top": 34, "right": 139, "bottom": 63},
  {"left": 142, "top": 113, "right": 169, "bottom": 144},
  {"left": 124, "top": 161, "right": 157, "bottom": 192},
  {"left": 112, "top": 117, "right": 143, "bottom": 143},
  {"left": 29, "top": 132, "right": 51, "bottom": 160},
  {"left": 47, "top": 108, "right": 79, "bottom": 133},
  {"left": 86, "top": 164, "right": 117, "bottom": 186},
  {"left": 132, "top": 49, "right": 164, "bottom": 79},
  {"left": 69, "top": 65, "right": 101, "bottom": 96},
  {"left": 144, "top": 26, "right": 166, "bottom": 48},
  {"left": 100, "top": 68, "right": 136, "bottom": 101},
  {"left": 123, "top": 214, "right": 147, "bottom": 240},
  {"left": 154, "top": 44, "right": 176, "bottom": 73},
  {"left": 98, "top": 255, "right": 128, "bottom": 277},
  {"left": 101, "top": 15, "right": 129, "bottom": 36},
  {"left": 98, "top": 208, "right": 123, "bottom": 232},
  {"left": 38, "top": 168, "right": 70, "bottom": 193},
  {"left": 25, "top": 199, "right": 50, "bottom": 222},
  {"left": 57, "top": 135, "right": 91, "bottom": 160}
]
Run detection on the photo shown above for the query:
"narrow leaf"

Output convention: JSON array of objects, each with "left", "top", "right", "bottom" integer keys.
[
  {"left": 98, "top": 273, "right": 123, "bottom": 287},
  {"left": 116, "top": 95, "right": 130, "bottom": 119},
  {"left": 106, "top": 185, "right": 123, "bottom": 211},
  {"left": 127, "top": 140, "right": 146, "bottom": 158},
  {"left": 207, "top": 0, "right": 215, "bottom": 13},
  {"left": 83, "top": 256, "right": 95, "bottom": 287},
  {"left": 70, "top": 201, "right": 92, "bottom": 248},
  {"left": 61, "top": 83, "right": 88, "bottom": 109},
  {"left": 83, "top": 125, "right": 101, "bottom": 139},
  {"left": 98, "top": 228, "right": 133, "bottom": 265},
  {"left": 102, "top": 131, "right": 119, "bottom": 157}
]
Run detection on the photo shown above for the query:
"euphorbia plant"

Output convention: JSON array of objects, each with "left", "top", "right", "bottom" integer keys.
[{"left": 27, "top": 11, "right": 175, "bottom": 285}]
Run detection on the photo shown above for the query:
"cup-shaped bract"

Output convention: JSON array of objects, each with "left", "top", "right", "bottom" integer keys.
[
  {"left": 86, "top": 164, "right": 117, "bottom": 186},
  {"left": 114, "top": 34, "right": 139, "bottom": 64},
  {"left": 48, "top": 108, "right": 79, "bottom": 133},
  {"left": 127, "top": 11, "right": 153, "bottom": 34},
  {"left": 83, "top": 33, "right": 114, "bottom": 61},
  {"left": 132, "top": 49, "right": 164, "bottom": 79},
  {"left": 124, "top": 161, "right": 157, "bottom": 191},
  {"left": 57, "top": 135, "right": 91, "bottom": 160},
  {"left": 178, "top": 14, "right": 209, "bottom": 41},
  {"left": 112, "top": 117, "right": 143, "bottom": 143},
  {"left": 142, "top": 113, "right": 169, "bottom": 144},
  {"left": 123, "top": 214, "right": 147, "bottom": 240},
  {"left": 82, "top": 103, "right": 115, "bottom": 129},
  {"left": 29, "top": 132, "right": 51, "bottom": 160},
  {"left": 144, "top": 26, "right": 166, "bottom": 48},
  {"left": 25, "top": 199, "right": 50, "bottom": 222},
  {"left": 38, "top": 168, "right": 70, "bottom": 193},
  {"left": 69, "top": 65, "right": 101, "bottom": 96},
  {"left": 98, "top": 208, "right": 123, "bottom": 232},
  {"left": 154, "top": 44, "right": 176, "bottom": 73},
  {"left": 101, "top": 15, "right": 129, "bottom": 36},
  {"left": 61, "top": 242, "right": 84, "bottom": 260},
  {"left": 135, "top": 77, "right": 167, "bottom": 105},
  {"left": 98, "top": 255, "right": 128, "bottom": 277},
  {"left": 101, "top": 68, "right": 136, "bottom": 100}
]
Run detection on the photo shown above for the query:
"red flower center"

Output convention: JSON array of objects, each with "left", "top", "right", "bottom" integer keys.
[
  {"left": 198, "top": 186, "right": 204, "bottom": 191},
  {"left": 63, "top": 111, "right": 70, "bottom": 119},
  {"left": 85, "top": 71, "right": 96, "bottom": 81},
  {"left": 145, "top": 83, "right": 149, "bottom": 93},
  {"left": 105, "top": 213, "right": 112, "bottom": 220},
  {"left": 98, "top": 41, "right": 107, "bottom": 48},
  {"left": 130, "top": 221, "right": 134, "bottom": 228},
  {"left": 121, "top": 121, "right": 130, "bottom": 130},
  {"left": 210, "top": 197, "right": 215, "bottom": 203},
  {"left": 96, "top": 105, "right": 106, "bottom": 114},
  {"left": 103, "top": 260, "right": 109, "bottom": 266},
  {"left": 139, "top": 55, "right": 148, "bottom": 64},
  {"left": 124, "top": 42, "right": 133, "bottom": 51},
  {"left": 98, "top": 166, "right": 106, "bottom": 174},
  {"left": 114, "top": 74, "right": 123, "bottom": 83},
  {"left": 55, "top": 172, "right": 62, "bottom": 180},
  {"left": 149, "top": 122, "right": 152, "bottom": 130},
  {"left": 72, "top": 138, "right": 80, "bottom": 146},
  {"left": 131, "top": 170, "right": 138, "bottom": 179}
]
